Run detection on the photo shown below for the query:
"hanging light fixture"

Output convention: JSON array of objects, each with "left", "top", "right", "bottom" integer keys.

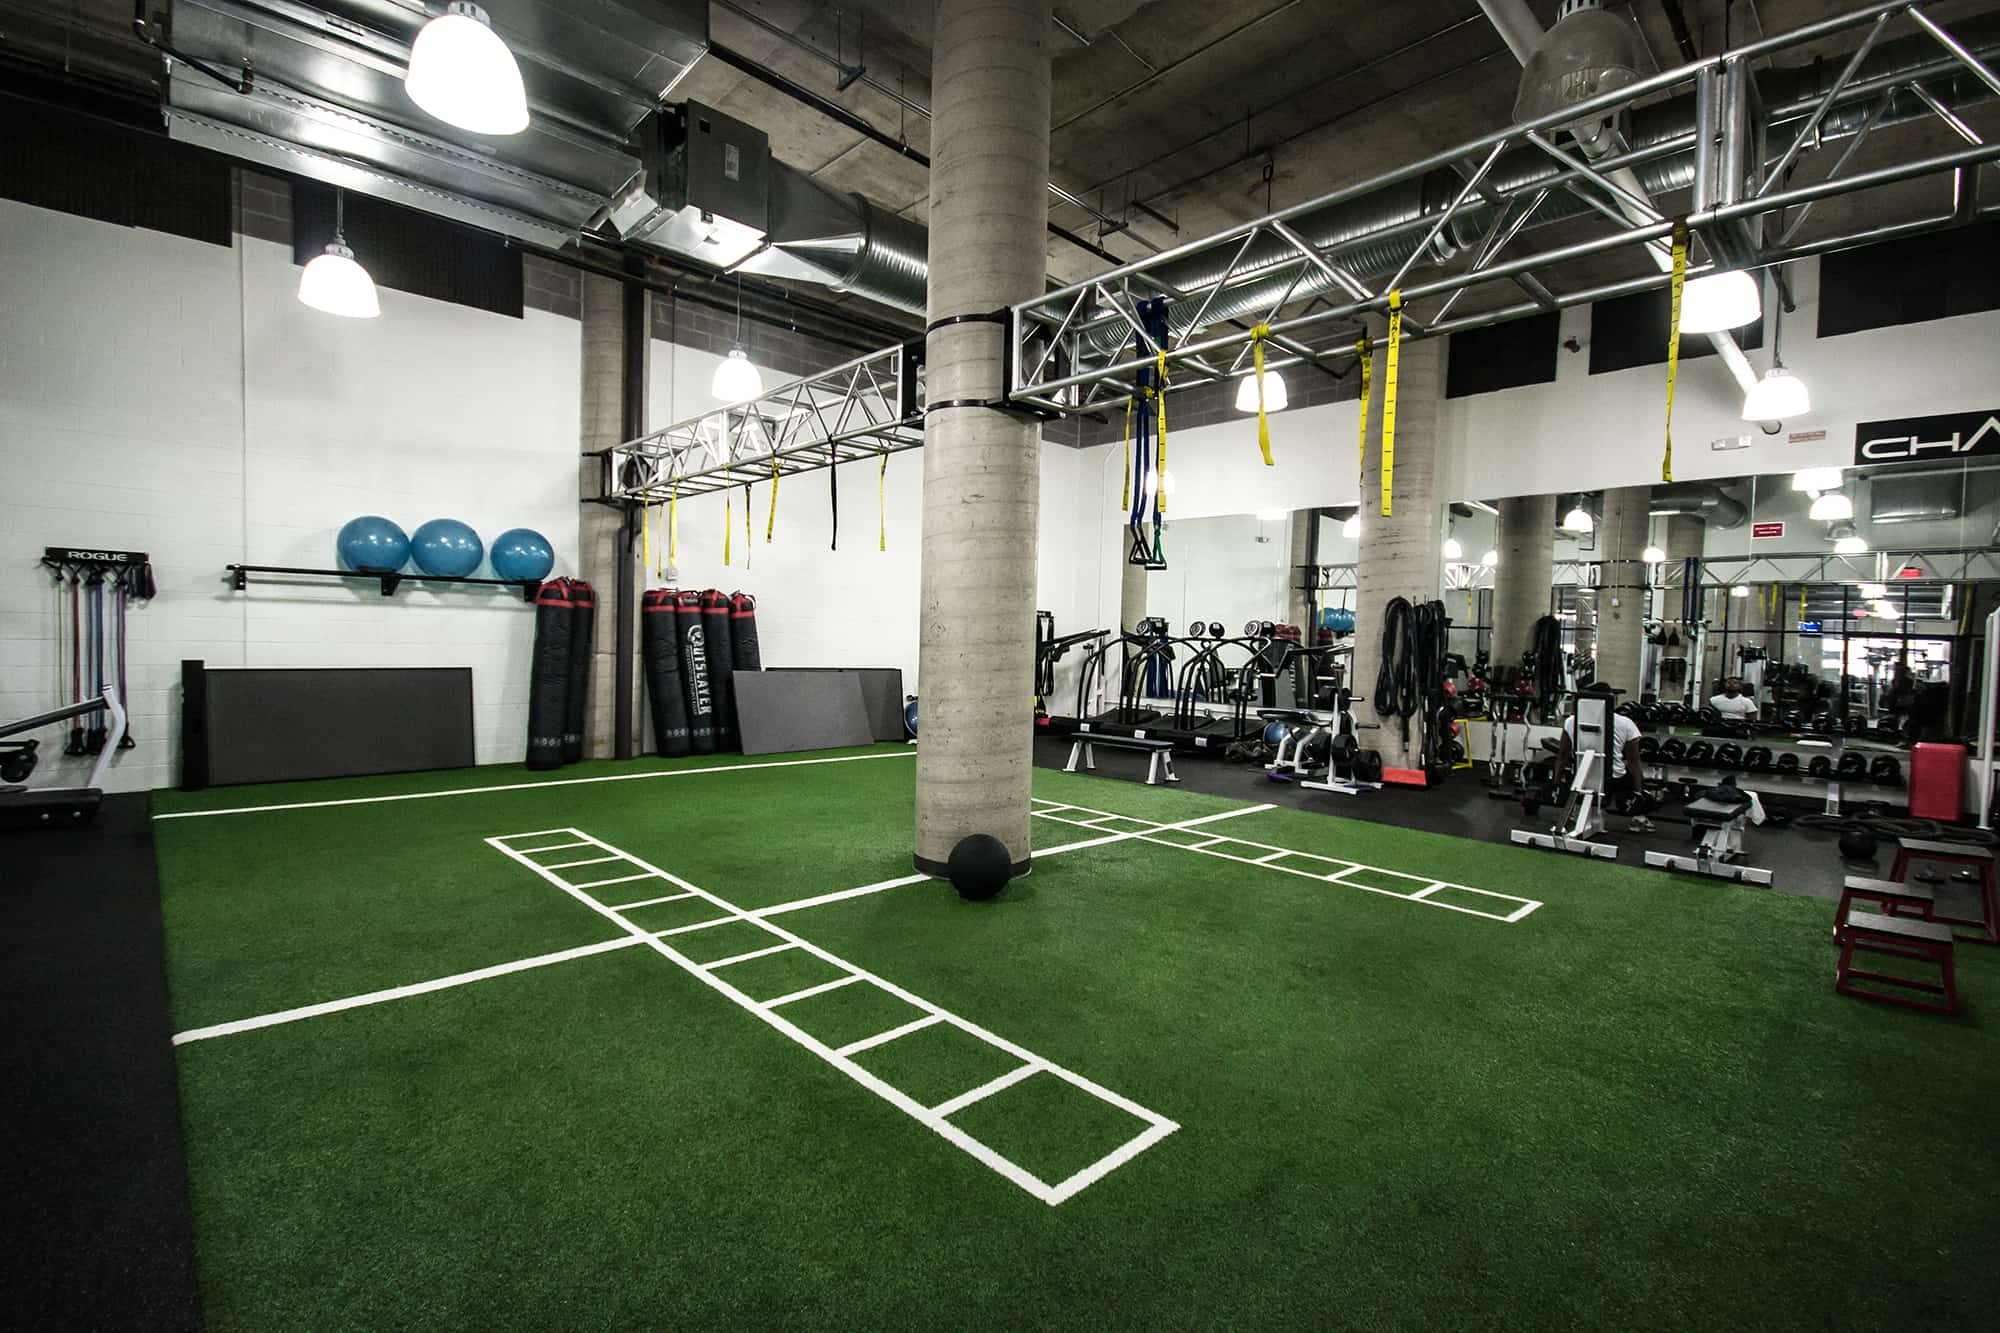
[
  {"left": 1513, "top": 0, "right": 1643, "bottom": 135},
  {"left": 1341, "top": 513, "right": 1361, "bottom": 539},
  {"left": 1808, "top": 492, "right": 1854, "bottom": 522},
  {"left": 1481, "top": 548, "right": 1500, "bottom": 568},
  {"left": 1679, "top": 270, "right": 1761, "bottom": 334},
  {"left": 1859, "top": 582, "right": 1888, "bottom": 599},
  {"left": 1150, "top": 469, "right": 1177, "bottom": 498},
  {"left": 1561, "top": 503, "right": 1594, "bottom": 534},
  {"left": 405, "top": 3, "right": 529, "bottom": 136},
  {"left": 1642, "top": 544, "right": 1666, "bottom": 563},
  {"left": 1834, "top": 533, "right": 1869, "bottom": 555},
  {"left": 298, "top": 189, "right": 379, "bottom": 319},
  {"left": 1234, "top": 368, "right": 1289, "bottom": 413},
  {"left": 1741, "top": 272, "right": 1810, "bottom": 421},
  {"left": 1791, "top": 466, "right": 1843, "bottom": 492},
  {"left": 1874, "top": 599, "right": 1901, "bottom": 620},
  {"left": 1729, "top": 584, "right": 1750, "bottom": 598},
  {"left": 1443, "top": 535, "right": 1464, "bottom": 561},
  {"left": 711, "top": 277, "right": 765, "bottom": 406}
]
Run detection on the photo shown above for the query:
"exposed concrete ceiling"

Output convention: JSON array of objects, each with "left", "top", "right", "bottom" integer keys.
[{"left": 4, "top": 0, "right": 1994, "bottom": 337}]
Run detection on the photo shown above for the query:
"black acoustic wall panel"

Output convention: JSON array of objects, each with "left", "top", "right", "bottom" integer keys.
[
  {"left": 1588, "top": 285, "right": 1763, "bottom": 375},
  {"left": 0, "top": 94, "right": 230, "bottom": 245},
  {"left": 184, "top": 665, "right": 474, "bottom": 788},
  {"left": 733, "top": 671, "right": 874, "bottom": 756},
  {"left": 781, "top": 667, "right": 907, "bottom": 742},
  {"left": 293, "top": 182, "right": 523, "bottom": 318},
  {"left": 1445, "top": 312, "right": 1561, "bottom": 398},
  {"left": 1817, "top": 218, "right": 2000, "bottom": 337}
]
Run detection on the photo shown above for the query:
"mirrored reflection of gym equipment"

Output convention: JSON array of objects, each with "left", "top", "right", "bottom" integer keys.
[{"left": 1511, "top": 690, "right": 1619, "bottom": 861}]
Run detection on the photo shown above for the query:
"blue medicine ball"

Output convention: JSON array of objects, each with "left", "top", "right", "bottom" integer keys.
[
  {"left": 336, "top": 515, "right": 409, "bottom": 574},
  {"left": 410, "top": 518, "right": 484, "bottom": 578},
  {"left": 903, "top": 697, "right": 919, "bottom": 739},
  {"left": 1262, "top": 719, "right": 1294, "bottom": 747},
  {"left": 489, "top": 527, "right": 555, "bottom": 582}
]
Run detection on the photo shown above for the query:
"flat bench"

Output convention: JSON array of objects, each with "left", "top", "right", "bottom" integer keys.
[
  {"left": 1835, "top": 911, "right": 1957, "bottom": 1015},
  {"left": 1889, "top": 838, "right": 1997, "bottom": 945},
  {"left": 1065, "top": 734, "right": 1180, "bottom": 786},
  {"left": 1833, "top": 876, "right": 1936, "bottom": 943}
]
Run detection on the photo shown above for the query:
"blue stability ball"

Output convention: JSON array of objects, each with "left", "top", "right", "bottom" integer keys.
[
  {"left": 410, "top": 518, "right": 484, "bottom": 578},
  {"left": 490, "top": 527, "right": 555, "bottom": 582},
  {"left": 336, "top": 515, "right": 410, "bottom": 574}
]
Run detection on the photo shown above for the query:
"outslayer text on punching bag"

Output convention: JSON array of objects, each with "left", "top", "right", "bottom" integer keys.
[
  {"left": 700, "top": 588, "right": 736, "bottom": 750},
  {"left": 675, "top": 589, "right": 716, "bottom": 754}
]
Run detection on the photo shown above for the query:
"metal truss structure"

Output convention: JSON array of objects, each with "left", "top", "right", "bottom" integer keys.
[
  {"left": 1306, "top": 545, "right": 2000, "bottom": 598},
  {"left": 598, "top": 342, "right": 917, "bottom": 501},
  {"left": 1008, "top": 0, "right": 2000, "bottom": 414},
  {"left": 603, "top": 1, "right": 2000, "bottom": 502}
]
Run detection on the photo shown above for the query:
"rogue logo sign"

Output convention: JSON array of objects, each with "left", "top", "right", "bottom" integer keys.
[{"left": 1854, "top": 409, "right": 2000, "bottom": 464}]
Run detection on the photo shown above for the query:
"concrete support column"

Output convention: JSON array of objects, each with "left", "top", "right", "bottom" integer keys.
[
  {"left": 1119, "top": 557, "right": 1148, "bottom": 634},
  {"left": 577, "top": 271, "right": 647, "bottom": 757},
  {"left": 1593, "top": 485, "right": 1650, "bottom": 698},
  {"left": 1489, "top": 494, "right": 1555, "bottom": 669},
  {"left": 1350, "top": 330, "right": 1444, "bottom": 771},
  {"left": 912, "top": 0, "right": 1051, "bottom": 877},
  {"left": 1286, "top": 510, "right": 1314, "bottom": 632}
]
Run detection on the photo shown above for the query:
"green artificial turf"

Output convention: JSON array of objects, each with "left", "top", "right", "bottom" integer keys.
[{"left": 153, "top": 747, "right": 2000, "bottom": 1329}]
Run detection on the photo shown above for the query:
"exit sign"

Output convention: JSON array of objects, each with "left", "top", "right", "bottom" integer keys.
[
  {"left": 1751, "top": 521, "right": 1785, "bottom": 539},
  {"left": 1897, "top": 566, "right": 1924, "bottom": 579}
]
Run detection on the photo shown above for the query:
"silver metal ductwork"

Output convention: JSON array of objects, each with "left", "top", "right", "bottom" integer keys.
[
  {"left": 1650, "top": 482, "right": 1749, "bottom": 529},
  {"left": 605, "top": 103, "right": 928, "bottom": 313}
]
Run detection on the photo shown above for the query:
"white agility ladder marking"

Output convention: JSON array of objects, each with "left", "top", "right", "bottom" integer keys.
[
  {"left": 486, "top": 828, "right": 1179, "bottom": 1206},
  {"left": 1030, "top": 799, "right": 1542, "bottom": 924}
]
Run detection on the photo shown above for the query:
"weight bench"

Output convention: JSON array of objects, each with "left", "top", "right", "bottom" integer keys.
[
  {"left": 1643, "top": 781, "right": 1772, "bottom": 885},
  {"left": 1835, "top": 911, "right": 1957, "bottom": 1015},
  {"left": 1833, "top": 875, "right": 1937, "bottom": 944},
  {"left": 1888, "top": 838, "right": 1997, "bottom": 945},
  {"left": 1064, "top": 734, "right": 1179, "bottom": 786}
]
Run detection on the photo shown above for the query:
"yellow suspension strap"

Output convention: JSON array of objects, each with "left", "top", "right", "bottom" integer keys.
[
  {"left": 1154, "top": 349, "right": 1169, "bottom": 514},
  {"left": 641, "top": 486, "right": 652, "bottom": 576},
  {"left": 878, "top": 451, "right": 888, "bottom": 552},
  {"left": 766, "top": 453, "right": 779, "bottom": 543},
  {"left": 743, "top": 481, "right": 753, "bottom": 568},
  {"left": 724, "top": 489, "right": 733, "bottom": 567},
  {"left": 668, "top": 474, "right": 679, "bottom": 572},
  {"left": 1380, "top": 290, "right": 1403, "bottom": 517},
  {"left": 1354, "top": 334, "right": 1372, "bottom": 487},
  {"left": 1249, "top": 325, "right": 1274, "bottom": 466},
  {"left": 1121, "top": 393, "right": 1134, "bottom": 511},
  {"left": 1664, "top": 218, "right": 1689, "bottom": 483}
]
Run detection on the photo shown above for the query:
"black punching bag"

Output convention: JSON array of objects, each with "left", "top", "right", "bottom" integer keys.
[
  {"left": 642, "top": 589, "right": 692, "bottom": 757},
  {"left": 676, "top": 589, "right": 716, "bottom": 754},
  {"left": 729, "top": 592, "right": 762, "bottom": 672},
  {"left": 701, "top": 589, "right": 737, "bottom": 750},
  {"left": 562, "top": 579, "right": 595, "bottom": 764},
  {"left": 526, "top": 578, "right": 574, "bottom": 770}
]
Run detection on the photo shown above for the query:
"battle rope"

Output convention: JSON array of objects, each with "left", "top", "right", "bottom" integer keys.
[{"left": 1664, "top": 218, "right": 1688, "bottom": 483}]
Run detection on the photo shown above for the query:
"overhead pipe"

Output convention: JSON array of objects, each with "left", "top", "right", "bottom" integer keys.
[{"left": 1650, "top": 482, "right": 1749, "bottom": 528}]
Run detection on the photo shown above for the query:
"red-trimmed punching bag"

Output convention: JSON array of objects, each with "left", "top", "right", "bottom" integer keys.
[
  {"left": 675, "top": 589, "right": 716, "bottom": 754},
  {"left": 562, "top": 579, "right": 595, "bottom": 764},
  {"left": 526, "top": 578, "right": 576, "bottom": 770},
  {"left": 701, "top": 589, "right": 736, "bottom": 750},
  {"left": 729, "top": 592, "right": 761, "bottom": 672},
  {"left": 642, "top": 589, "right": 692, "bottom": 757}
]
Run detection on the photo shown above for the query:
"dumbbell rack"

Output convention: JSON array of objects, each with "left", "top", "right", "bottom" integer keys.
[{"left": 1645, "top": 730, "right": 1912, "bottom": 817}]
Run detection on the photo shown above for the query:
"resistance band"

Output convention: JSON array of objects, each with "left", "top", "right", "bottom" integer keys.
[
  {"left": 766, "top": 454, "right": 779, "bottom": 543},
  {"left": 1663, "top": 218, "right": 1689, "bottom": 484},
  {"left": 641, "top": 487, "right": 652, "bottom": 574},
  {"left": 1123, "top": 297, "right": 1171, "bottom": 568},
  {"left": 829, "top": 445, "right": 838, "bottom": 551},
  {"left": 668, "top": 476, "right": 679, "bottom": 570},
  {"left": 743, "top": 481, "right": 753, "bottom": 568},
  {"left": 1249, "top": 325, "right": 1274, "bottom": 466},
  {"left": 878, "top": 452, "right": 888, "bottom": 552},
  {"left": 724, "top": 490, "right": 732, "bottom": 566},
  {"left": 1380, "top": 290, "right": 1403, "bottom": 518}
]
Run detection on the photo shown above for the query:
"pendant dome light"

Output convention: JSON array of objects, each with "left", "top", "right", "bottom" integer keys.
[
  {"left": 1679, "top": 269, "right": 1761, "bottom": 334},
  {"left": 1791, "top": 466, "right": 1843, "bottom": 492},
  {"left": 1834, "top": 533, "right": 1869, "bottom": 555},
  {"left": 1808, "top": 492, "right": 1854, "bottom": 522},
  {"left": 1234, "top": 368, "right": 1289, "bottom": 413},
  {"left": 711, "top": 277, "right": 765, "bottom": 406},
  {"left": 1729, "top": 584, "right": 1750, "bottom": 598},
  {"left": 1642, "top": 544, "right": 1666, "bottom": 563},
  {"left": 405, "top": 3, "right": 530, "bottom": 136},
  {"left": 1561, "top": 502, "right": 1594, "bottom": 534},
  {"left": 1481, "top": 548, "right": 1500, "bottom": 568},
  {"left": 1742, "top": 269, "right": 1810, "bottom": 421},
  {"left": 1443, "top": 535, "right": 1464, "bottom": 561},
  {"left": 1341, "top": 513, "right": 1361, "bottom": 539},
  {"left": 298, "top": 189, "right": 380, "bottom": 319}
]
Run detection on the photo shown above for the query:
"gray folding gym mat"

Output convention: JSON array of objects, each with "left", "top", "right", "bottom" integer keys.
[
  {"left": 781, "top": 667, "right": 907, "bottom": 742},
  {"left": 733, "top": 670, "right": 876, "bottom": 755}
]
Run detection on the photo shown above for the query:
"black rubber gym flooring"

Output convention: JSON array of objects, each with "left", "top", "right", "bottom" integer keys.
[
  {"left": 1033, "top": 734, "right": 1861, "bottom": 901},
  {"left": 1, "top": 793, "right": 203, "bottom": 1332}
]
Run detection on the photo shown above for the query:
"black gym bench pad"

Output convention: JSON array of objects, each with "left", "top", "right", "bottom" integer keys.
[{"left": 0, "top": 793, "right": 204, "bottom": 1330}]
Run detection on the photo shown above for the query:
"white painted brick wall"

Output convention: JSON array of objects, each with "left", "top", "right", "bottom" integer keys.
[{"left": 0, "top": 200, "right": 581, "bottom": 792}]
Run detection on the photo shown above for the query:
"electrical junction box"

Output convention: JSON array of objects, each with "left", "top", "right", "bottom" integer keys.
[{"left": 606, "top": 101, "right": 770, "bottom": 268}]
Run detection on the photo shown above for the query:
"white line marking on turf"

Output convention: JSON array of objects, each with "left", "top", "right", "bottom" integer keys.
[
  {"left": 609, "top": 890, "right": 698, "bottom": 911},
  {"left": 568, "top": 870, "right": 658, "bottom": 890},
  {"left": 1029, "top": 801, "right": 1543, "bottom": 924},
  {"left": 485, "top": 829, "right": 1178, "bottom": 1206},
  {"left": 836, "top": 1013, "right": 943, "bottom": 1056},
  {"left": 152, "top": 749, "right": 917, "bottom": 819},
  {"left": 765, "top": 974, "right": 865, "bottom": 1008},
  {"left": 932, "top": 1062, "right": 1042, "bottom": 1117},
  {"left": 544, "top": 854, "right": 623, "bottom": 869},
  {"left": 703, "top": 941, "right": 797, "bottom": 970},
  {"left": 171, "top": 935, "right": 645, "bottom": 1045},
  {"left": 651, "top": 916, "right": 740, "bottom": 939}
]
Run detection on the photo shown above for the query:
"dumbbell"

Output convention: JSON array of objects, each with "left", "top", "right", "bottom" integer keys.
[
  {"left": 1661, "top": 737, "right": 1689, "bottom": 763},
  {"left": 1837, "top": 752, "right": 1868, "bottom": 781},
  {"left": 1742, "top": 745, "right": 1773, "bottom": 773},
  {"left": 1774, "top": 752, "right": 1800, "bottom": 776},
  {"left": 1639, "top": 735, "right": 1662, "bottom": 762},
  {"left": 1869, "top": 755, "right": 1904, "bottom": 786},
  {"left": 1686, "top": 740, "right": 1716, "bottom": 767},
  {"left": 1714, "top": 742, "right": 1744, "bottom": 770},
  {"left": 1807, "top": 754, "right": 1835, "bottom": 780}
]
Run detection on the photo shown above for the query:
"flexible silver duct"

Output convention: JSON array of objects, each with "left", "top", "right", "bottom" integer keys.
[
  {"left": 1650, "top": 482, "right": 1749, "bottom": 529},
  {"left": 745, "top": 168, "right": 930, "bottom": 313}
]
